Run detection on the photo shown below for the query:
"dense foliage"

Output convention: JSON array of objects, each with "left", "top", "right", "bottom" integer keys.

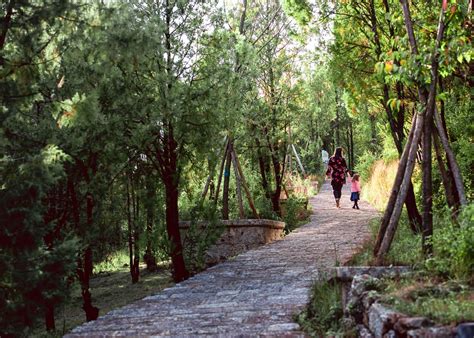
[{"left": 1, "top": 0, "right": 471, "bottom": 335}]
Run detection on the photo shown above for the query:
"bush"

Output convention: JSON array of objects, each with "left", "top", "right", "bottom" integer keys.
[
  {"left": 425, "top": 204, "right": 474, "bottom": 279},
  {"left": 296, "top": 279, "right": 344, "bottom": 337},
  {"left": 282, "top": 196, "right": 309, "bottom": 233}
]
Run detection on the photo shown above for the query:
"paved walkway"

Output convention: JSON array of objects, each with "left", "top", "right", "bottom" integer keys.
[{"left": 67, "top": 181, "right": 379, "bottom": 337}]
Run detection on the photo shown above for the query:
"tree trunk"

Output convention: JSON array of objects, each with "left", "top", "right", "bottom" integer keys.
[
  {"left": 164, "top": 177, "right": 189, "bottom": 282},
  {"left": 214, "top": 139, "right": 229, "bottom": 205},
  {"left": 376, "top": 1, "right": 446, "bottom": 263},
  {"left": 78, "top": 247, "right": 99, "bottom": 321},
  {"left": 433, "top": 132, "right": 457, "bottom": 210},
  {"left": 255, "top": 135, "right": 270, "bottom": 198},
  {"left": 45, "top": 301, "right": 55, "bottom": 331},
  {"left": 433, "top": 107, "right": 467, "bottom": 206},
  {"left": 374, "top": 113, "right": 417, "bottom": 255},
  {"left": 144, "top": 175, "right": 157, "bottom": 272},
  {"left": 222, "top": 146, "right": 232, "bottom": 220},
  {"left": 422, "top": 112, "right": 433, "bottom": 256},
  {"left": 232, "top": 143, "right": 259, "bottom": 219},
  {"left": 230, "top": 143, "right": 245, "bottom": 218},
  {"left": 376, "top": 110, "right": 424, "bottom": 264}
]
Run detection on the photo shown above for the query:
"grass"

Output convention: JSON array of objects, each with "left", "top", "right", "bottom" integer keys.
[
  {"left": 295, "top": 278, "right": 346, "bottom": 337},
  {"left": 380, "top": 276, "right": 474, "bottom": 325},
  {"left": 345, "top": 214, "right": 423, "bottom": 267},
  {"left": 32, "top": 258, "right": 173, "bottom": 337}
]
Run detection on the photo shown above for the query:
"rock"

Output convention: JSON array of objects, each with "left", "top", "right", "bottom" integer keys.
[
  {"left": 457, "top": 323, "right": 474, "bottom": 338},
  {"left": 357, "top": 324, "right": 374, "bottom": 338},
  {"left": 383, "top": 330, "right": 397, "bottom": 338},
  {"left": 351, "top": 274, "right": 382, "bottom": 296},
  {"left": 362, "top": 290, "right": 380, "bottom": 311},
  {"left": 406, "top": 326, "right": 455, "bottom": 337},
  {"left": 393, "top": 316, "right": 434, "bottom": 334},
  {"left": 335, "top": 266, "right": 412, "bottom": 282},
  {"left": 341, "top": 316, "right": 356, "bottom": 331},
  {"left": 368, "top": 303, "right": 401, "bottom": 338},
  {"left": 346, "top": 275, "right": 381, "bottom": 323}
]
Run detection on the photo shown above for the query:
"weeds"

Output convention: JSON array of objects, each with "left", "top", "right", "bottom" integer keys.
[{"left": 296, "top": 278, "right": 345, "bottom": 337}]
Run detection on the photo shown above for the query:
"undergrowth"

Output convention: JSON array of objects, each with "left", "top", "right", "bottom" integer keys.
[
  {"left": 380, "top": 276, "right": 474, "bottom": 325},
  {"left": 296, "top": 278, "right": 346, "bottom": 337}
]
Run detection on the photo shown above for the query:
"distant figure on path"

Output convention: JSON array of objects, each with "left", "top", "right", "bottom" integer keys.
[
  {"left": 350, "top": 173, "right": 361, "bottom": 209},
  {"left": 325, "top": 147, "right": 348, "bottom": 208},
  {"left": 321, "top": 149, "right": 329, "bottom": 169}
]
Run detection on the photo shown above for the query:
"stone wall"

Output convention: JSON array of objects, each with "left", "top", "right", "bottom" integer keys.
[
  {"left": 334, "top": 267, "right": 473, "bottom": 338},
  {"left": 179, "top": 219, "right": 285, "bottom": 265}
]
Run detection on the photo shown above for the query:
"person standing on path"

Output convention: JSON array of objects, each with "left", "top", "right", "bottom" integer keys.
[
  {"left": 350, "top": 173, "right": 361, "bottom": 209},
  {"left": 326, "top": 147, "right": 348, "bottom": 208}
]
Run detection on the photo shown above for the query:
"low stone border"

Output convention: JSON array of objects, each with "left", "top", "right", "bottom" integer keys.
[
  {"left": 334, "top": 268, "right": 473, "bottom": 338},
  {"left": 179, "top": 219, "right": 285, "bottom": 265}
]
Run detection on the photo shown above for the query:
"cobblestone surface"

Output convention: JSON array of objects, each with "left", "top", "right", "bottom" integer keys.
[{"left": 67, "top": 181, "right": 379, "bottom": 337}]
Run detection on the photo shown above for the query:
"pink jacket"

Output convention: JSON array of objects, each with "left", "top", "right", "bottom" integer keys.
[{"left": 351, "top": 179, "right": 361, "bottom": 192}]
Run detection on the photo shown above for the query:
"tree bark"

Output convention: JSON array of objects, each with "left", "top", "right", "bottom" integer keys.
[
  {"left": 433, "top": 107, "right": 467, "bottom": 206},
  {"left": 222, "top": 144, "right": 232, "bottom": 220},
  {"left": 230, "top": 146, "right": 245, "bottom": 218},
  {"left": 376, "top": 110, "right": 424, "bottom": 264},
  {"left": 45, "top": 301, "right": 55, "bottom": 331},
  {"left": 376, "top": 2, "right": 446, "bottom": 263},
  {"left": 214, "top": 139, "right": 229, "bottom": 205},
  {"left": 374, "top": 113, "right": 417, "bottom": 255},
  {"left": 433, "top": 131, "right": 457, "bottom": 210},
  {"left": 232, "top": 143, "right": 259, "bottom": 219},
  {"left": 77, "top": 247, "right": 99, "bottom": 321},
  {"left": 144, "top": 175, "right": 157, "bottom": 272},
  {"left": 164, "top": 176, "right": 188, "bottom": 282}
]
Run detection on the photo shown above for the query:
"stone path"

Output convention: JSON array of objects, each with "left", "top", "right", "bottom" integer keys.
[{"left": 67, "top": 181, "right": 379, "bottom": 337}]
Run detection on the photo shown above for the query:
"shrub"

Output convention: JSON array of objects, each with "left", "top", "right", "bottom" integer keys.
[
  {"left": 425, "top": 204, "right": 474, "bottom": 279},
  {"left": 296, "top": 279, "right": 344, "bottom": 336}
]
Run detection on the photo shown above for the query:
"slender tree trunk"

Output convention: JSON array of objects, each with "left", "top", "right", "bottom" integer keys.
[
  {"left": 214, "top": 139, "right": 229, "bottom": 205},
  {"left": 369, "top": 114, "right": 377, "bottom": 152},
  {"left": 78, "top": 247, "right": 99, "bottom": 321},
  {"left": 433, "top": 107, "right": 467, "bottom": 206},
  {"left": 230, "top": 146, "right": 245, "bottom": 218},
  {"left": 374, "top": 113, "right": 417, "bottom": 254},
  {"left": 256, "top": 136, "right": 270, "bottom": 197},
  {"left": 164, "top": 176, "right": 189, "bottom": 282},
  {"left": 376, "top": 111, "right": 425, "bottom": 264},
  {"left": 0, "top": 0, "right": 14, "bottom": 66},
  {"left": 433, "top": 132, "right": 457, "bottom": 210},
  {"left": 222, "top": 146, "right": 232, "bottom": 220},
  {"left": 45, "top": 301, "right": 55, "bottom": 331},
  {"left": 376, "top": 2, "right": 447, "bottom": 263},
  {"left": 335, "top": 89, "right": 340, "bottom": 145},
  {"left": 144, "top": 175, "right": 157, "bottom": 271},
  {"left": 232, "top": 143, "right": 259, "bottom": 218},
  {"left": 422, "top": 112, "right": 433, "bottom": 256},
  {"left": 374, "top": 0, "right": 422, "bottom": 232}
]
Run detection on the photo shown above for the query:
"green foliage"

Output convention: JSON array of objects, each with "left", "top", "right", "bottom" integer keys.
[
  {"left": 282, "top": 196, "right": 309, "bottom": 233},
  {"left": 385, "top": 215, "right": 423, "bottom": 266},
  {"left": 181, "top": 201, "right": 224, "bottom": 273},
  {"left": 296, "top": 279, "right": 344, "bottom": 337},
  {"left": 425, "top": 204, "right": 474, "bottom": 279},
  {"left": 282, "top": 0, "right": 312, "bottom": 26},
  {"left": 381, "top": 278, "right": 474, "bottom": 325},
  {"left": 355, "top": 151, "right": 378, "bottom": 181}
]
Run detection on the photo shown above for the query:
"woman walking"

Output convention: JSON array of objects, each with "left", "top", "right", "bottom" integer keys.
[{"left": 326, "top": 147, "right": 348, "bottom": 208}]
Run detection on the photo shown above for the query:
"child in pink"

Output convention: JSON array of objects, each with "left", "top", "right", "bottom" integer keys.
[{"left": 350, "top": 174, "right": 361, "bottom": 209}]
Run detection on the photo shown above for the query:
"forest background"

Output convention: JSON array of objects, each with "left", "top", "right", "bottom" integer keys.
[{"left": 0, "top": 0, "right": 472, "bottom": 336}]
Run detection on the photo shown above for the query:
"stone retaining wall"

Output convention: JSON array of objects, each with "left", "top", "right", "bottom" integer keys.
[
  {"left": 334, "top": 267, "right": 473, "bottom": 338},
  {"left": 179, "top": 219, "right": 285, "bottom": 265}
]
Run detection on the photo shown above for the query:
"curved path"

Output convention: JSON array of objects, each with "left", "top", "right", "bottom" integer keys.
[{"left": 67, "top": 181, "right": 379, "bottom": 337}]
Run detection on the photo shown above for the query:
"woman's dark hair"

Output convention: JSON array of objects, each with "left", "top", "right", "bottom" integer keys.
[{"left": 334, "top": 147, "right": 343, "bottom": 158}]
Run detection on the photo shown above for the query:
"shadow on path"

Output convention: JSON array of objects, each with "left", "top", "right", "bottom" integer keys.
[{"left": 66, "top": 181, "right": 379, "bottom": 337}]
